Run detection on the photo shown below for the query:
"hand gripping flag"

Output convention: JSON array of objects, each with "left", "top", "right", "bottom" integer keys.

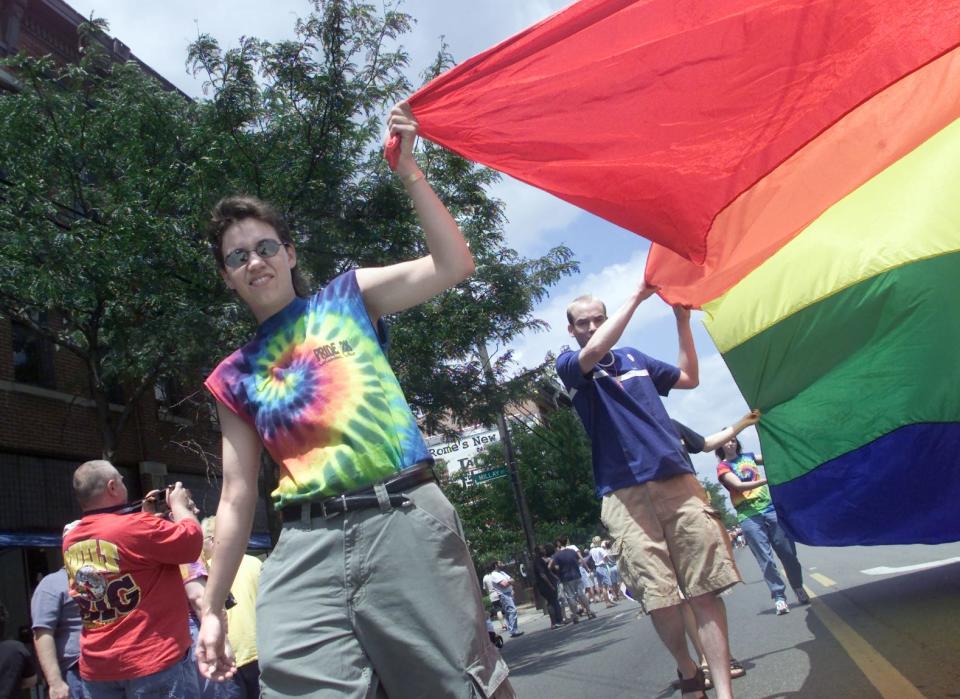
[{"left": 389, "top": 0, "right": 960, "bottom": 545}]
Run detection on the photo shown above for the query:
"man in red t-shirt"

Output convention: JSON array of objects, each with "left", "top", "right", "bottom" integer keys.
[{"left": 62, "top": 460, "right": 202, "bottom": 698}]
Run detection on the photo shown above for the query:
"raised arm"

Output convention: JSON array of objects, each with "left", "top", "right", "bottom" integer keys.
[
  {"left": 701, "top": 410, "right": 761, "bottom": 453},
  {"left": 357, "top": 102, "right": 475, "bottom": 322},
  {"left": 578, "top": 282, "right": 659, "bottom": 374},
  {"left": 672, "top": 305, "right": 699, "bottom": 389},
  {"left": 196, "top": 404, "right": 261, "bottom": 681}
]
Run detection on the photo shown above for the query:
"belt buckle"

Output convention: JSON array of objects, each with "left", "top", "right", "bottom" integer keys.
[{"left": 321, "top": 495, "right": 346, "bottom": 520}]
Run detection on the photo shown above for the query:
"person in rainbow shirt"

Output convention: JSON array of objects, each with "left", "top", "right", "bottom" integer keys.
[
  {"left": 716, "top": 438, "right": 809, "bottom": 616},
  {"left": 195, "top": 102, "right": 513, "bottom": 698}
]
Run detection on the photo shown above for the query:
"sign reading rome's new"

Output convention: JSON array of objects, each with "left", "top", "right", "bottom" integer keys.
[{"left": 427, "top": 428, "right": 499, "bottom": 475}]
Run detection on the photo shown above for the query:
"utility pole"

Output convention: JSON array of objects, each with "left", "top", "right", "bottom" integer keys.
[{"left": 476, "top": 343, "right": 537, "bottom": 561}]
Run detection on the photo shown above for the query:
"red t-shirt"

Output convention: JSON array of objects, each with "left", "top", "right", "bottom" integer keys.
[{"left": 62, "top": 512, "right": 202, "bottom": 681}]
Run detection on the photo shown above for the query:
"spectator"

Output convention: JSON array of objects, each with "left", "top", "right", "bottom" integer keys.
[
  {"left": 483, "top": 562, "right": 522, "bottom": 638},
  {"left": 481, "top": 566, "right": 506, "bottom": 633},
  {"left": 534, "top": 545, "right": 564, "bottom": 629},
  {"left": 201, "top": 517, "right": 261, "bottom": 699},
  {"left": 63, "top": 460, "right": 202, "bottom": 698},
  {"left": 31, "top": 524, "right": 83, "bottom": 698},
  {"left": 589, "top": 536, "right": 617, "bottom": 606},
  {"left": 0, "top": 603, "right": 38, "bottom": 698},
  {"left": 551, "top": 538, "right": 595, "bottom": 623}
]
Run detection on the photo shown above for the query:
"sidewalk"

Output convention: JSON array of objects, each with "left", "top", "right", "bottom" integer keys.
[
  {"left": 516, "top": 603, "right": 546, "bottom": 628},
  {"left": 491, "top": 603, "right": 551, "bottom": 639},
  {"left": 497, "top": 598, "right": 642, "bottom": 640}
]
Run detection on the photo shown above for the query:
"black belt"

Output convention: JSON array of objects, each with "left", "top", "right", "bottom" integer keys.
[{"left": 280, "top": 462, "right": 436, "bottom": 523}]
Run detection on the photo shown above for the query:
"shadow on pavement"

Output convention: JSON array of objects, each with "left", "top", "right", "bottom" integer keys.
[
  {"left": 500, "top": 607, "right": 636, "bottom": 677},
  {"left": 743, "top": 561, "right": 960, "bottom": 698}
]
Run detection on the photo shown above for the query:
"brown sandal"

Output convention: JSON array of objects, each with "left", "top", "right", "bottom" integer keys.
[
  {"left": 676, "top": 667, "right": 708, "bottom": 698},
  {"left": 699, "top": 658, "right": 747, "bottom": 689}
]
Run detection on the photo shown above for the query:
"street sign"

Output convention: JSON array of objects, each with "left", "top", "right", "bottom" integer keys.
[{"left": 473, "top": 467, "right": 508, "bottom": 483}]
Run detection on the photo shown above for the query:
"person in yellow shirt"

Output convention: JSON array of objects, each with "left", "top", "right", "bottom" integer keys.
[{"left": 201, "top": 517, "right": 261, "bottom": 698}]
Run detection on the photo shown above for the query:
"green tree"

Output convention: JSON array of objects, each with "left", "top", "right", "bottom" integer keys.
[
  {"left": 440, "top": 405, "right": 603, "bottom": 569},
  {"left": 700, "top": 477, "right": 737, "bottom": 528},
  {"left": 0, "top": 21, "right": 223, "bottom": 458},
  {"left": 440, "top": 474, "right": 523, "bottom": 571}
]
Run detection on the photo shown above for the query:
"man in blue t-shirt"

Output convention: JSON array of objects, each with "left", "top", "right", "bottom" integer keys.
[
  {"left": 550, "top": 538, "right": 595, "bottom": 624},
  {"left": 555, "top": 284, "right": 741, "bottom": 699}
]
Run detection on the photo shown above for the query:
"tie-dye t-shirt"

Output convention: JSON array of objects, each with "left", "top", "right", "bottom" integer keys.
[
  {"left": 205, "top": 271, "right": 431, "bottom": 509},
  {"left": 716, "top": 452, "right": 773, "bottom": 522}
]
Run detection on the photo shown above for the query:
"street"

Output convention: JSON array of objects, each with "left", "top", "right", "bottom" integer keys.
[{"left": 499, "top": 542, "right": 960, "bottom": 698}]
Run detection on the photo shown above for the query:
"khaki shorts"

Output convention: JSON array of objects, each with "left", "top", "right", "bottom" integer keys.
[{"left": 601, "top": 474, "right": 741, "bottom": 613}]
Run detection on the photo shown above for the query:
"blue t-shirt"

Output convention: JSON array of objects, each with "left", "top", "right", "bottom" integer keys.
[
  {"left": 29, "top": 568, "right": 81, "bottom": 673},
  {"left": 556, "top": 347, "right": 692, "bottom": 496},
  {"left": 552, "top": 548, "right": 582, "bottom": 583}
]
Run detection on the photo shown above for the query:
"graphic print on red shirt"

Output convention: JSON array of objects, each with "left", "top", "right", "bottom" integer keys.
[{"left": 63, "top": 512, "right": 201, "bottom": 681}]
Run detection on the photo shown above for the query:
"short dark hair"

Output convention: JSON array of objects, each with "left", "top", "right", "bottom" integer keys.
[
  {"left": 207, "top": 195, "right": 310, "bottom": 297},
  {"left": 715, "top": 435, "right": 743, "bottom": 461}
]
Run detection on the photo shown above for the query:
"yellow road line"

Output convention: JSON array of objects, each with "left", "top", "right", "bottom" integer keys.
[
  {"left": 810, "top": 572, "right": 837, "bottom": 588},
  {"left": 804, "top": 586, "right": 925, "bottom": 699}
]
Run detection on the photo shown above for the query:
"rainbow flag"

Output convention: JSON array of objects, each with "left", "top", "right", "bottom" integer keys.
[
  {"left": 397, "top": 0, "right": 960, "bottom": 544},
  {"left": 654, "top": 57, "right": 960, "bottom": 545}
]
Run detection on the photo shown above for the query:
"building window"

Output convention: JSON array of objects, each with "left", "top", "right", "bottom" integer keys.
[
  {"left": 10, "top": 319, "right": 55, "bottom": 388},
  {"left": 105, "top": 380, "right": 125, "bottom": 406},
  {"left": 154, "top": 376, "right": 187, "bottom": 418}
]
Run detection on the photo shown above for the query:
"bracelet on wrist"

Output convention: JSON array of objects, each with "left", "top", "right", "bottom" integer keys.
[{"left": 401, "top": 170, "right": 425, "bottom": 186}]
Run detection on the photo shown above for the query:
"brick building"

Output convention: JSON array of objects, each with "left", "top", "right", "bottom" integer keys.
[
  {"left": 0, "top": 0, "right": 178, "bottom": 92},
  {"left": 0, "top": 0, "right": 268, "bottom": 636}
]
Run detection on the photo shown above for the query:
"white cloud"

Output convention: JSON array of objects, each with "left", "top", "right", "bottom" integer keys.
[{"left": 489, "top": 175, "right": 585, "bottom": 255}]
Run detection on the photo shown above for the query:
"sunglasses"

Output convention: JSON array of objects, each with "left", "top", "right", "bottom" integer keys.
[{"left": 223, "top": 239, "right": 289, "bottom": 270}]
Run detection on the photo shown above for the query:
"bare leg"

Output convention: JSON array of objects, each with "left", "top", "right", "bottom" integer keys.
[
  {"left": 577, "top": 590, "right": 596, "bottom": 617},
  {"left": 717, "top": 596, "right": 729, "bottom": 643},
  {"left": 687, "top": 592, "right": 734, "bottom": 699},
  {"left": 681, "top": 601, "right": 706, "bottom": 666},
  {"left": 649, "top": 604, "right": 702, "bottom": 698}
]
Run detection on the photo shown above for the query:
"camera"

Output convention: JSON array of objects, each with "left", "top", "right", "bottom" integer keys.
[{"left": 140, "top": 486, "right": 170, "bottom": 514}]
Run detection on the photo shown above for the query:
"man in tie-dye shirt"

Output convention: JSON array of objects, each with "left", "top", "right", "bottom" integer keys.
[{"left": 196, "top": 103, "right": 514, "bottom": 699}]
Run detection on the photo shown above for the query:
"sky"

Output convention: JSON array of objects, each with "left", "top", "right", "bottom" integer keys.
[{"left": 66, "top": 0, "right": 759, "bottom": 479}]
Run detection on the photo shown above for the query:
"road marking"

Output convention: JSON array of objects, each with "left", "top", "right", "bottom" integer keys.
[
  {"left": 862, "top": 556, "right": 960, "bottom": 575},
  {"left": 810, "top": 572, "right": 837, "bottom": 588},
  {"left": 805, "top": 586, "right": 925, "bottom": 699}
]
